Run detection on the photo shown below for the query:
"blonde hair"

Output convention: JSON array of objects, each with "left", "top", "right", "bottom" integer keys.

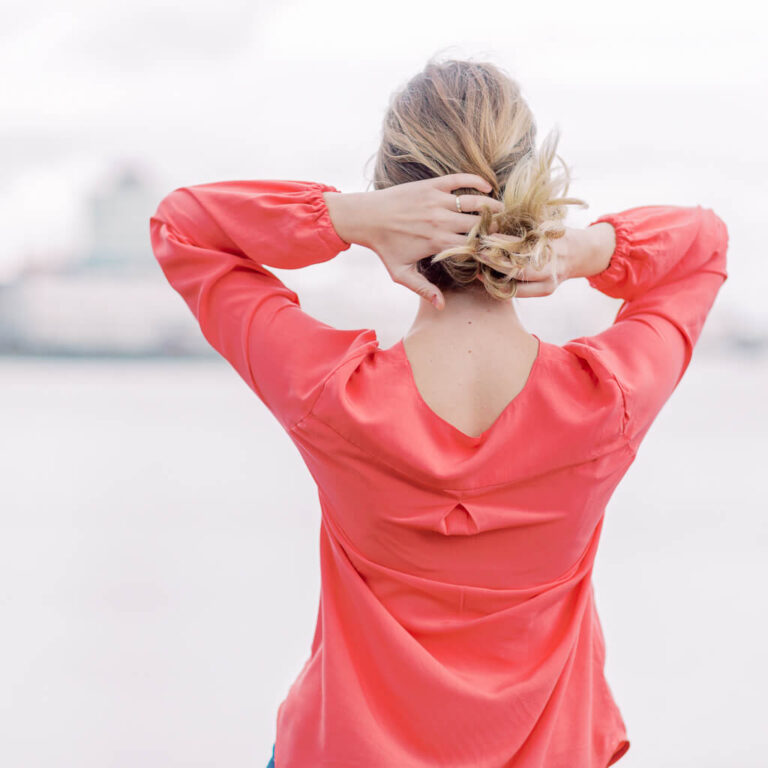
[{"left": 370, "top": 55, "right": 588, "bottom": 300}]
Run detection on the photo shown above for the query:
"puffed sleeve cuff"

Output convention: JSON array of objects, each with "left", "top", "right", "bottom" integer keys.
[
  {"left": 309, "top": 183, "right": 353, "bottom": 255},
  {"left": 585, "top": 214, "right": 638, "bottom": 299}
]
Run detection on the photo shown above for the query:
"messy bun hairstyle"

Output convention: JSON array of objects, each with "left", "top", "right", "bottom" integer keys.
[{"left": 370, "top": 56, "right": 588, "bottom": 300}]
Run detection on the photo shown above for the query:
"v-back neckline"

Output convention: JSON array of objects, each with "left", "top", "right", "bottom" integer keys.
[{"left": 396, "top": 333, "right": 543, "bottom": 444}]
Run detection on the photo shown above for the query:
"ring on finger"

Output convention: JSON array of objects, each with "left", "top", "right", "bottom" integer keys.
[{"left": 454, "top": 194, "right": 463, "bottom": 214}]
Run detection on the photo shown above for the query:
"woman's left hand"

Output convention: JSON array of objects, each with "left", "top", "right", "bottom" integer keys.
[{"left": 323, "top": 174, "right": 503, "bottom": 310}]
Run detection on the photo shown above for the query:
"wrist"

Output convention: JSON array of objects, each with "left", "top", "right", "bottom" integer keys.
[
  {"left": 570, "top": 222, "right": 615, "bottom": 279},
  {"left": 323, "top": 191, "right": 371, "bottom": 248}
]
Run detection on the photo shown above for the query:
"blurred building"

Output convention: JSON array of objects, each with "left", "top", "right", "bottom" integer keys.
[
  {"left": 0, "top": 162, "right": 762, "bottom": 357},
  {"left": 84, "top": 165, "right": 156, "bottom": 271},
  {"left": 0, "top": 164, "right": 209, "bottom": 356}
]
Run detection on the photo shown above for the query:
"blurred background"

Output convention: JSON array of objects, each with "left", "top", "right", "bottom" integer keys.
[{"left": 1, "top": 1, "right": 765, "bottom": 766}]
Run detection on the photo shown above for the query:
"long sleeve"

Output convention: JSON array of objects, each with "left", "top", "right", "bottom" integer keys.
[
  {"left": 149, "top": 179, "right": 377, "bottom": 431},
  {"left": 565, "top": 205, "right": 729, "bottom": 447}
]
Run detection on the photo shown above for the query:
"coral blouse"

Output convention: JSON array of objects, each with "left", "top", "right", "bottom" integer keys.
[{"left": 150, "top": 180, "right": 729, "bottom": 768}]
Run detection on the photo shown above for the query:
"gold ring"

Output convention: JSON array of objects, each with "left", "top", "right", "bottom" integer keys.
[{"left": 455, "top": 194, "right": 462, "bottom": 214}]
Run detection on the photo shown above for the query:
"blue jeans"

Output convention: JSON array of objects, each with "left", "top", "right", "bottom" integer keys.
[{"left": 266, "top": 741, "right": 275, "bottom": 767}]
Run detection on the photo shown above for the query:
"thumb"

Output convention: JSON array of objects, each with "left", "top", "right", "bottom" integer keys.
[{"left": 399, "top": 267, "right": 444, "bottom": 310}]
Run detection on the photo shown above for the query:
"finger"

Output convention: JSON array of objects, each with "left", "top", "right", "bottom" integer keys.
[
  {"left": 396, "top": 266, "right": 445, "bottom": 309},
  {"left": 513, "top": 279, "right": 556, "bottom": 298},
  {"left": 444, "top": 193, "right": 504, "bottom": 216},
  {"left": 443, "top": 210, "right": 505, "bottom": 235},
  {"left": 514, "top": 263, "right": 555, "bottom": 282},
  {"left": 437, "top": 232, "right": 472, "bottom": 249},
  {"left": 432, "top": 173, "right": 492, "bottom": 194}
]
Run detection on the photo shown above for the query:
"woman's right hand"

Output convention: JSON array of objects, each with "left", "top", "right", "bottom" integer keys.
[
  {"left": 324, "top": 174, "right": 504, "bottom": 309},
  {"left": 512, "top": 223, "right": 616, "bottom": 298}
]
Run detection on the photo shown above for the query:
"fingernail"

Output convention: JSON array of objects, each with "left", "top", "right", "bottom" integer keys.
[{"left": 431, "top": 294, "right": 440, "bottom": 309}]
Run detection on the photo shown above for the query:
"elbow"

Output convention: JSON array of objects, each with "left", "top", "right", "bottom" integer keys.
[
  {"left": 148, "top": 187, "right": 200, "bottom": 266},
  {"left": 148, "top": 189, "right": 179, "bottom": 249},
  {"left": 700, "top": 207, "right": 730, "bottom": 281},
  {"left": 148, "top": 188, "right": 192, "bottom": 269},
  {"left": 149, "top": 186, "right": 223, "bottom": 254},
  {"left": 148, "top": 214, "right": 176, "bottom": 280},
  {"left": 151, "top": 186, "right": 189, "bottom": 230},
  {"left": 707, "top": 208, "right": 729, "bottom": 248},
  {"left": 714, "top": 212, "right": 730, "bottom": 281}
]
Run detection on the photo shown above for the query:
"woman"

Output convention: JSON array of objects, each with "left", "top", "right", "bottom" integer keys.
[{"left": 149, "top": 58, "right": 728, "bottom": 768}]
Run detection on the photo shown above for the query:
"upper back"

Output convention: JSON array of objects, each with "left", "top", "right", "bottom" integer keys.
[
  {"left": 400, "top": 330, "right": 543, "bottom": 440},
  {"left": 289, "top": 335, "right": 634, "bottom": 588}
]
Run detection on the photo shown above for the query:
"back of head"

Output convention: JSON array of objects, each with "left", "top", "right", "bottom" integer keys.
[{"left": 371, "top": 55, "right": 588, "bottom": 300}]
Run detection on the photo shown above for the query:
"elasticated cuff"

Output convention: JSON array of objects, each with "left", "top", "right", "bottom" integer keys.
[
  {"left": 307, "top": 183, "right": 353, "bottom": 254},
  {"left": 585, "top": 215, "right": 636, "bottom": 298}
]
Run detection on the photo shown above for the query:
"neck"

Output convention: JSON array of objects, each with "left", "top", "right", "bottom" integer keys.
[{"left": 406, "top": 283, "right": 528, "bottom": 341}]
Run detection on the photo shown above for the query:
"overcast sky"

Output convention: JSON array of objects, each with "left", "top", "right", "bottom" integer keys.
[{"left": 1, "top": 0, "right": 766, "bottom": 319}]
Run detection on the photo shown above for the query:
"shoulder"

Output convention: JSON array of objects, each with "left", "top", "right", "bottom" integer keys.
[{"left": 553, "top": 338, "right": 628, "bottom": 436}]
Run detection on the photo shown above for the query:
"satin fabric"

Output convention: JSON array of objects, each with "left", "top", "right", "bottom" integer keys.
[{"left": 150, "top": 180, "right": 728, "bottom": 767}]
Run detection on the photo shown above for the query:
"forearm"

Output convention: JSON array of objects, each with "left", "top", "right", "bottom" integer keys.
[
  {"left": 152, "top": 180, "right": 350, "bottom": 271},
  {"left": 566, "top": 223, "right": 616, "bottom": 280},
  {"left": 323, "top": 191, "right": 373, "bottom": 248}
]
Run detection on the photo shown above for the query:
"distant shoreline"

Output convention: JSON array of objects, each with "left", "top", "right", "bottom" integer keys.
[{"left": 0, "top": 335, "right": 766, "bottom": 362}]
